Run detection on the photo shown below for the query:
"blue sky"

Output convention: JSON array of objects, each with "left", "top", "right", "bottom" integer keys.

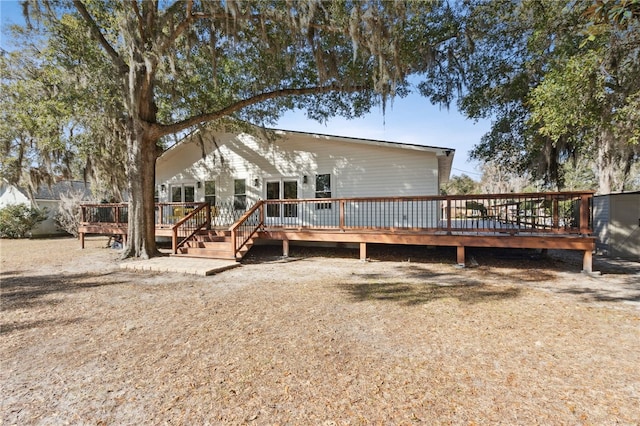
[{"left": 1, "top": 1, "right": 490, "bottom": 179}]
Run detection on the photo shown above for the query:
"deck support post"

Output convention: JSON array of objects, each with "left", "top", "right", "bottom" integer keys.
[
  {"left": 456, "top": 246, "right": 465, "bottom": 267},
  {"left": 80, "top": 232, "right": 85, "bottom": 249},
  {"left": 282, "top": 239, "right": 289, "bottom": 258},
  {"left": 582, "top": 250, "right": 593, "bottom": 273},
  {"left": 360, "top": 242, "right": 367, "bottom": 261}
]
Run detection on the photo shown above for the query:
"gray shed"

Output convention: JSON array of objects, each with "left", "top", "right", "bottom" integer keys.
[{"left": 592, "top": 192, "right": 640, "bottom": 260}]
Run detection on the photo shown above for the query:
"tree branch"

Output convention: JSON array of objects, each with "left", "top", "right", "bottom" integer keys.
[
  {"left": 72, "top": 0, "right": 129, "bottom": 75},
  {"left": 157, "top": 0, "right": 195, "bottom": 55},
  {"left": 130, "top": 0, "right": 146, "bottom": 46},
  {"left": 151, "top": 84, "right": 369, "bottom": 139}
]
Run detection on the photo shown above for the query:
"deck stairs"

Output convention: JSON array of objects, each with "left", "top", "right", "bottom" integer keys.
[{"left": 173, "top": 229, "right": 254, "bottom": 261}]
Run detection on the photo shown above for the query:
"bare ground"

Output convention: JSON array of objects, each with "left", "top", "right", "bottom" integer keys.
[{"left": 1, "top": 237, "right": 639, "bottom": 425}]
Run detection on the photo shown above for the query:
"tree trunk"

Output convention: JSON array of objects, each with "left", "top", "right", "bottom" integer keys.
[
  {"left": 121, "top": 123, "right": 159, "bottom": 259},
  {"left": 596, "top": 129, "right": 614, "bottom": 195}
]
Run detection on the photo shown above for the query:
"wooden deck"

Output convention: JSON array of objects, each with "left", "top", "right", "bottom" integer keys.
[{"left": 79, "top": 191, "right": 596, "bottom": 271}]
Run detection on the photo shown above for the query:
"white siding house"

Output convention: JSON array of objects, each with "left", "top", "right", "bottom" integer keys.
[
  {"left": 155, "top": 128, "right": 455, "bottom": 224},
  {"left": 0, "top": 179, "right": 93, "bottom": 236},
  {"left": 0, "top": 180, "right": 31, "bottom": 207}
]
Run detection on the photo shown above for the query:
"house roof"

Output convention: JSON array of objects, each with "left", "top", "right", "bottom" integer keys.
[
  {"left": 271, "top": 128, "right": 455, "bottom": 156},
  {"left": 164, "top": 124, "right": 455, "bottom": 156}
]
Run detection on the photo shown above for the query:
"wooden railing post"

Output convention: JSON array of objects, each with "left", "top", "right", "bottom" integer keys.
[
  {"left": 446, "top": 198, "right": 452, "bottom": 234},
  {"left": 552, "top": 197, "right": 559, "bottom": 229},
  {"left": 259, "top": 202, "right": 264, "bottom": 228},
  {"left": 580, "top": 193, "right": 591, "bottom": 235},
  {"left": 339, "top": 200, "right": 345, "bottom": 230},
  {"left": 206, "top": 204, "right": 211, "bottom": 229},
  {"left": 172, "top": 227, "right": 178, "bottom": 254},
  {"left": 114, "top": 205, "right": 119, "bottom": 224},
  {"left": 231, "top": 228, "right": 237, "bottom": 255}
]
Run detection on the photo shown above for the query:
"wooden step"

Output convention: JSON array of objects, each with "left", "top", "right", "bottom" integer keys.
[
  {"left": 177, "top": 233, "right": 254, "bottom": 261},
  {"left": 195, "top": 229, "right": 231, "bottom": 238},
  {"left": 191, "top": 234, "right": 227, "bottom": 243},
  {"left": 177, "top": 247, "right": 236, "bottom": 259},
  {"left": 184, "top": 240, "right": 233, "bottom": 249}
]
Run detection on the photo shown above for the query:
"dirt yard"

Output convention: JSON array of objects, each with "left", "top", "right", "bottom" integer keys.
[{"left": 1, "top": 237, "right": 639, "bottom": 425}]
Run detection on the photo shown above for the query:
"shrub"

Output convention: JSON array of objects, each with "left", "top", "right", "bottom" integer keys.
[
  {"left": 54, "top": 190, "right": 90, "bottom": 237},
  {"left": 0, "top": 204, "right": 48, "bottom": 238}
]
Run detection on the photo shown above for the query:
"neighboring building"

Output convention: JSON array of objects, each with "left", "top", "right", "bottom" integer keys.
[
  {"left": 592, "top": 192, "right": 640, "bottom": 260},
  {"left": 0, "top": 180, "right": 30, "bottom": 207},
  {"left": 155, "top": 127, "right": 455, "bottom": 221},
  {"left": 0, "top": 179, "right": 93, "bottom": 236}
]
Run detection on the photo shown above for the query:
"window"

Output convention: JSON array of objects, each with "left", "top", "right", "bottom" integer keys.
[
  {"left": 204, "top": 180, "right": 216, "bottom": 206},
  {"left": 170, "top": 184, "right": 195, "bottom": 203},
  {"left": 234, "top": 179, "right": 246, "bottom": 210},
  {"left": 184, "top": 186, "right": 195, "bottom": 203},
  {"left": 171, "top": 186, "right": 182, "bottom": 202},
  {"left": 315, "top": 174, "right": 332, "bottom": 209}
]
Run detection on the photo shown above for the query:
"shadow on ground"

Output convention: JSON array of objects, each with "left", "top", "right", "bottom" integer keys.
[
  {"left": 339, "top": 280, "right": 521, "bottom": 305},
  {"left": 0, "top": 271, "right": 125, "bottom": 312},
  {"left": 1, "top": 317, "right": 86, "bottom": 334},
  {"left": 555, "top": 286, "right": 640, "bottom": 304}
]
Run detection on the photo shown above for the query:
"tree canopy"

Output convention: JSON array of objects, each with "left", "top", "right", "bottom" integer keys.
[
  {"left": 2, "top": 0, "right": 638, "bottom": 258},
  {"left": 418, "top": 0, "right": 639, "bottom": 193},
  {"left": 3, "top": 0, "right": 458, "bottom": 258}
]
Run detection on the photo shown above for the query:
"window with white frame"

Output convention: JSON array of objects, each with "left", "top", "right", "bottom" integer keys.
[
  {"left": 204, "top": 180, "right": 216, "bottom": 206},
  {"left": 234, "top": 179, "right": 246, "bottom": 210},
  {"left": 315, "top": 174, "right": 332, "bottom": 209},
  {"left": 170, "top": 184, "right": 195, "bottom": 203}
]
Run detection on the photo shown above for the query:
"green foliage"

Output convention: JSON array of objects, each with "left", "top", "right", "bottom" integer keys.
[
  {"left": 0, "top": 204, "right": 48, "bottom": 239},
  {"left": 441, "top": 174, "right": 478, "bottom": 195},
  {"left": 0, "top": 22, "right": 127, "bottom": 197},
  {"left": 6, "top": 0, "right": 464, "bottom": 257},
  {"left": 418, "top": 0, "right": 639, "bottom": 193}
]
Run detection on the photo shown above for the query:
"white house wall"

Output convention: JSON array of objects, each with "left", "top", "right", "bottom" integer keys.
[
  {"left": 0, "top": 183, "right": 67, "bottom": 236},
  {"left": 0, "top": 182, "right": 30, "bottom": 208},
  {"left": 31, "top": 199, "right": 64, "bottom": 236},
  {"left": 156, "top": 131, "right": 441, "bottom": 206}
]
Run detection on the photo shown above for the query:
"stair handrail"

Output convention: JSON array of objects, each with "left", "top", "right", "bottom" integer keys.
[
  {"left": 171, "top": 202, "right": 211, "bottom": 253},
  {"left": 229, "top": 200, "right": 264, "bottom": 257}
]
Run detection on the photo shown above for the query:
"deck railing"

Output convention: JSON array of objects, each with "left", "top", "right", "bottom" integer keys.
[
  {"left": 80, "top": 191, "right": 593, "bottom": 254},
  {"left": 258, "top": 191, "right": 594, "bottom": 235},
  {"left": 171, "top": 203, "right": 211, "bottom": 253},
  {"left": 81, "top": 203, "right": 129, "bottom": 225},
  {"left": 230, "top": 202, "right": 264, "bottom": 257},
  {"left": 81, "top": 202, "right": 205, "bottom": 228},
  {"left": 80, "top": 201, "right": 249, "bottom": 229}
]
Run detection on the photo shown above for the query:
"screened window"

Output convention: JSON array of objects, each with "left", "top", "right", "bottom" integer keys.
[
  {"left": 234, "top": 179, "right": 246, "bottom": 210},
  {"left": 204, "top": 181, "right": 216, "bottom": 206},
  {"left": 315, "top": 174, "right": 332, "bottom": 210},
  {"left": 171, "top": 186, "right": 182, "bottom": 203}
]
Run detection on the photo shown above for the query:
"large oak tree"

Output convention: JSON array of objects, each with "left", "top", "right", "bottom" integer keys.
[{"left": 12, "top": 0, "right": 455, "bottom": 258}]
